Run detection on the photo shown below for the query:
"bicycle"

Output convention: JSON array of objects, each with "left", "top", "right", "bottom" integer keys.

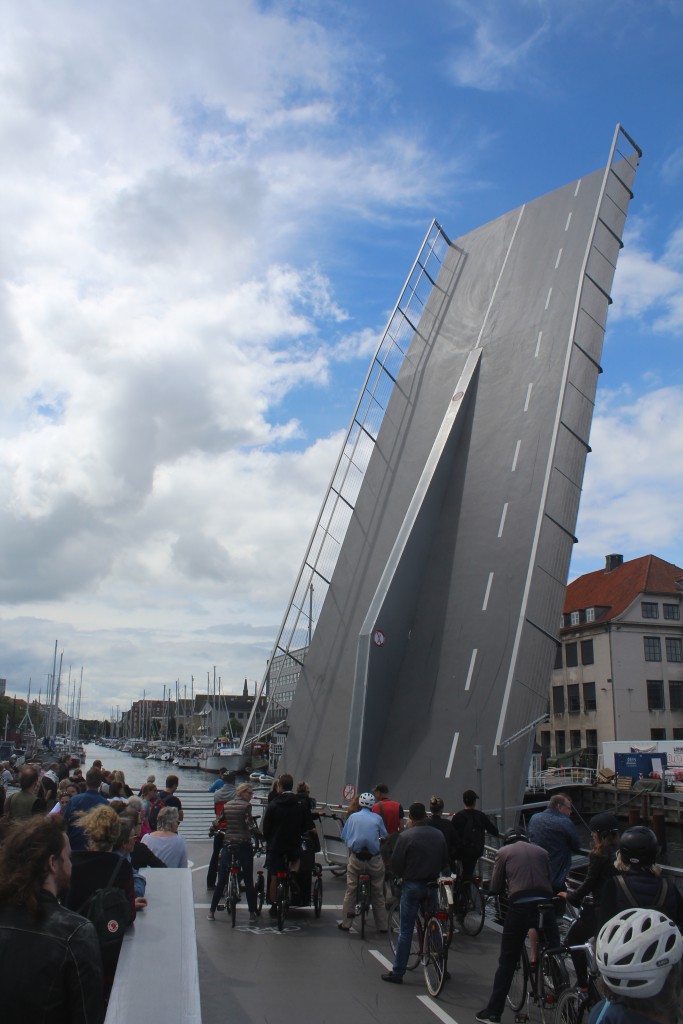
[
  {"left": 506, "top": 900, "right": 570, "bottom": 1023},
  {"left": 224, "top": 845, "right": 242, "bottom": 928},
  {"left": 387, "top": 881, "right": 449, "bottom": 997},
  {"left": 274, "top": 868, "right": 291, "bottom": 932},
  {"left": 555, "top": 941, "right": 601, "bottom": 1024},
  {"left": 440, "top": 872, "right": 486, "bottom": 939},
  {"left": 356, "top": 866, "right": 371, "bottom": 938}
]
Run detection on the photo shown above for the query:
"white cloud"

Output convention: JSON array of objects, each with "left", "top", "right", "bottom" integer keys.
[
  {"left": 446, "top": 0, "right": 551, "bottom": 91},
  {"left": 572, "top": 386, "right": 683, "bottom": 573},
  {"left": 611, "top": 231, "right": 683, "bottom": 333}
]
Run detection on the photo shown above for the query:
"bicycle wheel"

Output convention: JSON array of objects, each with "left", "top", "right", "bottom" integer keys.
[
  {"left": 506, "top": 955, "right": 528, "bottom": 1013},
  {"left": 438, "top": 883, "right": 455, "bottom": 948},
  {"left": 388, "top": 905, "right": 421, "bottom": 970},
  {"left": 360, "top": 880, "right": 369, "bottom": 939},
  {"left": 540, "top": 952, "right": 570, "bottom": 1024},
  {"left": 276, "top": 881, "right": 286, "bottom": 932},
  {"left": 255, "top": 873, "right": 265, "bottom": 915},
  {"left": 423, "top": 917, "right": 447, "bottom": 997},
  {"left": 313, "top": 873, "right": 323, "bottom": 918},
  {"left": 555, "top": 987, "right": 584, "bottom": 1024},
  {"left": 460, "top": 882, "right": 485, "bottom": 937},
  {"left": 229, "top": 875, "right": 239, "bottom": 928}
]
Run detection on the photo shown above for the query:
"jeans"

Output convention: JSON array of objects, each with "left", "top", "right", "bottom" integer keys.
[
  {"left": 392, "top": 880, "right": 437, "bottom": 977},
  {"left": 487, "top": 900, "right": 560, "bottom": 1015},
  {"left": 210, "top": 843, "right": 257, "bottom": 914}
]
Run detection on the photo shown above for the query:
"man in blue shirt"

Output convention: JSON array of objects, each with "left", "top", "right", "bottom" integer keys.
[
  {"left": 528, "top": 793, "right": 580, "bottom": 891},
  {"left": 338, "top": 792, "right": 388, "bottom": 932}
]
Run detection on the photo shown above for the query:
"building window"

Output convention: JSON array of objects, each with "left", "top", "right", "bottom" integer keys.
[
  {"left": 586, "top": 607, "right": 595, "bottom": 622},
  {"left": 647, "top": 680, "right": 665, "bottom": 711},
  {"left": 642, "top": 602, "right": 659, "bottom": 619},
  {"left": 583, "top": 682, "right": 597, "bottom": 712},
  {"left": 541, "top": 731, "right": 551, "bottom": 757},
  {"left": 555, "top": 731, "right": 566, "bottom": 755},
  {"left": 552, "top": 687, "right": 565, "bottom": 714},
  {"left": 674, "top": 729, "right": 683, "bottom": 740},
  {"left": 666, "top": 638, "right": 683, "bottom": 663},
  {"left": 581, "top": 639, "right": 594, "bottom": 666},
  {"left": 669, "top": 681, "right": 683, "bottom": 711},
  {"left": 586, "top": 729, "right": 598, "bottom": 750},
  {"left": 644, "top": 637, "right": 662, "bottom": 662},
  {"left": 651, "top": 728, "right": 667, "bottom": 741},
  {"left": 554, "top": 645, "right": 563, "bottom": 670},
  {"left": 566, "top": 642, "right": 578, "bottom": 668},
  {"left": 567, "top": 684, "right": 580, "bottom": 714},
  {"left": 570, "top": 729, "right": 581, "bottom": 750},
  {"left": 664, "top": 604, "right": 681, "bottom": 621},
  {"left": 570, "top": 611, "right": 580, "bottom": 626}
]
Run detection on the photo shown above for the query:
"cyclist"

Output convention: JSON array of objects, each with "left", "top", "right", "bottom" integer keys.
[
  {"left": 589, "top": 909, "right": 683, "bottom": 1024},
  {"left": 564, "top": 812, "right": 620, "bottom": 989},
  {"left": 338, "top": 791, "right": 388, "bottom": 933},
  {"left": 208, "top": 782, "right": 260, "bottom": 924},
  {"left": 262, "top": 773, "right": 314, "bottom": 910},
  {"left": 528, "top": 793, "right": 580, "bottom": 892},
  {"left": 381, "top": 801, "right": 449, "bottom": 985},
  {"left": 476, "top": 825, "right": 558, "bottom": 1024},
  {"left": 598, "top": 826, "right": 683, "bottom": 930},
  {"left": 372, "top": 784, "right": 404, "bottom": 834},
  {"left": 427, "top": 797, "right": 458, "bottom": 871},
  {"left": 451, "top": 789, "right": 499, "bottom": 881}
]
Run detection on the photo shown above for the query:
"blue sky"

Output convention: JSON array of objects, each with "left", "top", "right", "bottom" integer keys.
[{"left": 0, "top": 0, "right": 681, "bottom": 720}]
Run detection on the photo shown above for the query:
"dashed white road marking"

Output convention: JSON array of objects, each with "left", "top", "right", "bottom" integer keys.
[
  {"left": 544, "top": 287, "right": 553, "bottom": 310},
  {"left": 370, "top": 948, "right": 394, "bottom": 970},
  {"left": 574, "top": 179, "right": 582, "bottom": 196},
  {"left": 417, "top": 996, "right": 461, "bottom": 1024},
  {"left": 565, "top": 212, "right": 573, "bottom": 230},
  {"left": 555, "top": 248, "right": 563, "bottom": 268},
  {"left": 535, "top": 330, "right": 543, "bottom": 357},
  {"left": 482, "top": 572, "right": 494, "bottom": 611},
  {"left": 497, "top": 503, "right": 508, "bottom": 538},
  {"left": 464, "top": 649, "right": 477, "bottom": 691},
  {"left": 523, "top": 383, "right": 533, "bottom": 412},
  {"left": 445, "top": 732, "right": 460, "bottom": 779},
  {"left": 511, "top": 440, "right": 521, "bottom": 472}
]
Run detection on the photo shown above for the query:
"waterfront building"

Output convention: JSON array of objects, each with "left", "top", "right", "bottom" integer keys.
[{"left": 542, "top": 553, "right": 683, "bottom": 765}]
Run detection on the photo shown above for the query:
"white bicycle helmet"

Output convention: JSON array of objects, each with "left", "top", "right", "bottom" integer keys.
[
  {"left": 596, "top": 908, "right": 683, "bottom": 998},
  {"left": 358, "top": 792, "right": 375, "bottom": 809}
]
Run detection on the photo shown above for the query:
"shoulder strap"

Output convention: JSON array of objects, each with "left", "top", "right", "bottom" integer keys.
[
  {"left": 615, "top": 874, "right": 638, "bottom": 908},
  {"left": 655, "top": 877, "right": 669, "bottom": 910},
  {"left": 76, "top": 856, "right": 125, "bottom": 916},
  {"left": 593, "top": 1000, "right": 612, "bottom": 1024}
]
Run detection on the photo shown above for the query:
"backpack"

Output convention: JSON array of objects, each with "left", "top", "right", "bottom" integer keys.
[
  {"left": 458, "top": 813, "right": 486, "bottom": 858},
  {"left": 148, "top": 791, "right": 174, "bottom": 830},
  {"left": 615, "top": 874, "right": 670, "bottom": 913},
  {"left": 77, "top": 858, "right": 131, "bottom": 954}
]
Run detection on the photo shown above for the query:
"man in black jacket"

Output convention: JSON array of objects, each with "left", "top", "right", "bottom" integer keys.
[
  {"left": 0, "top": 814, "right": 104, "bottom": 1024},
  {"left": 381, "top": 802, "right": 449, "bottom": 984},
  {"left": 262, "top": 773, "right": 314, "bottom": 905},
  {"left": 451, "top": 789, "right": 499, "bottom": 881}
]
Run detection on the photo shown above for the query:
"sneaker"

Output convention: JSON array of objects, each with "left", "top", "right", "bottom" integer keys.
[
  {"left": 249, "top": 913, "right": 258, "bottom": 924},
  {"left": 476, "top": 1012, "right": 500, "bottom": 1023},
  {"left": 207, "top": 912, "right": 215, "bottom": 921},
  {"left": 381, "top": 972, "right": 403, "bottom": 984}
]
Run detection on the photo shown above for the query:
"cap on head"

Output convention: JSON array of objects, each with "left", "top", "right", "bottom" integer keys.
[
  {"left": 358, "top": 792, "right": 375, "bottom": 809},
  {"left": 463, "top": 789, "right": 478, "bottom": 805},
  {"left": 408, "top": 801, "right": 426, "bottom": 822},
  {"left": 588, "top": 812, "right": 620, "bottom": 837},
  {"left": 597, "top": 908, "right": 682, "bottom": 998}
]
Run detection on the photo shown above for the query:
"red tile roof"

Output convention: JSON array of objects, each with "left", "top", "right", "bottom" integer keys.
[{"left": 564, "top": 555, "right": 683, "bottom": 624}]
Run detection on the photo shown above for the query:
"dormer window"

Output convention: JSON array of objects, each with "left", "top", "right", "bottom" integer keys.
[
  {"left": 570, "top": 611, "right": 580, "bottom": 626},
  {"left": 586, "top": 607, "right": 595, "bottom": 622}
]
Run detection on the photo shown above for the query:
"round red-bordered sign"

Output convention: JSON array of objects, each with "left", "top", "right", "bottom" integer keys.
[
  {"left": 373, "top": 629, "right": 386, "bottom": 647},
  {"left": 343, "top": 783, "right": 356, "bottom": 802}
]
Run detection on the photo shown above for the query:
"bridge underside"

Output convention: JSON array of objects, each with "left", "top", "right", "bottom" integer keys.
[{"left": 280, "top": 131, "right": 640, "bottom": 814}]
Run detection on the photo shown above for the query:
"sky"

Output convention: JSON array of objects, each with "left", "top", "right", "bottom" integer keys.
[{"left": 1, "top": 0, "right": 682, "bottom": 722}]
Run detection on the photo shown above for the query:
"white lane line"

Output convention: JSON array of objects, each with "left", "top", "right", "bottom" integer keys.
[
  {"left": 464, "top": 649, "right": 477, "bottom": 691},
  {"left": 511, "top": 439, "right": 521, "bottom": 472},
  {"left": 574, "top": 179, "right": 582, "bottom": 196},
  {"left": 565, "top": 211, "right": 573, "bottom": 231},
  {"left": 555, "top": 248, "right": 563, "bottom": 269},
  {"left": 482, "top": 572, "right": 494, "bottom": 611},
  {"left": 445, "top": 731, "right": 460, "bottom": 778},
  {"left": 417, "top": 995, "right": 460, "bottom": 1024},
  {"left": 475, "top": 206, "right": 525, "bottom": 348},
  {"left": 497, "top": 503, "right": 508, "bottom": 538},
  {"left": 524, "top": 383, "right": 533, "bottom": 412},
  {"left": 544, "top": 287, "right": 553, "bottom": 310},
  {"left": 535, "top": 330, "right": 543, "bottom": 358},
  {"left": 370, "top": 948, "right": 394, "bottom": 970}
]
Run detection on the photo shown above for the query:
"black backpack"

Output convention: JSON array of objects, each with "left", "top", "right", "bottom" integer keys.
[
  {"left": 77, "top": 858, "right": 131, "bottom": 953},
  {"left": 458, "top": 813, "right": 486, "bottom": 858}
]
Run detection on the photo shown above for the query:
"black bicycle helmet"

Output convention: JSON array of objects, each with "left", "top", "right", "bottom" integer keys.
[
  {"left": 619, "top": 826, "right": 658, "bottom": 866},
  {"left": 588, "top": 812, "right": 620, "bottom": 838},
  {"left": 504, "top": 825, "right": 529, "bottom": 845}
]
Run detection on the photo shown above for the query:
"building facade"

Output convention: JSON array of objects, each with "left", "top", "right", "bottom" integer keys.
[{"left": 541, "top": 554, "right": 683, "bottom": 765}]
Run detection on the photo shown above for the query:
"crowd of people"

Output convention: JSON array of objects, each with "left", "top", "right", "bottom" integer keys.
[
  {"left": 3, "top": 756, "right": 683, "bottom": 1024},
  {"left": 0, "top": 754, "right": 189, "bottom": 1023}
]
